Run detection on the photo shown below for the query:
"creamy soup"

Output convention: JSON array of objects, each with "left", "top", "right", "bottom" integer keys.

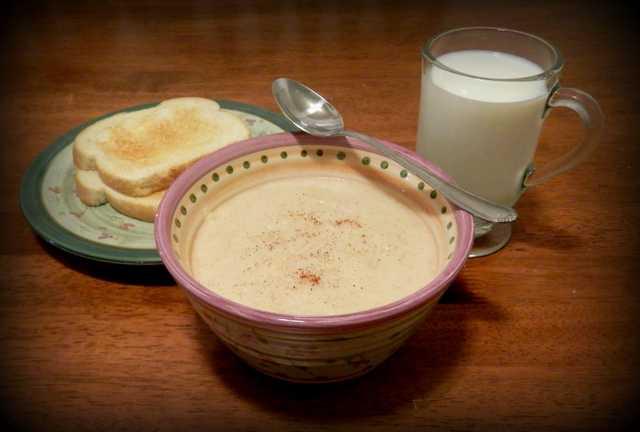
[{"left": 190, "top": 162, "right": 445, "bottom": 316}]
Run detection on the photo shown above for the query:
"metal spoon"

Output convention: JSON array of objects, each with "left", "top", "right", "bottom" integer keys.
[{"left": 272, "top": 78, "right": 517, "bottom": 223}]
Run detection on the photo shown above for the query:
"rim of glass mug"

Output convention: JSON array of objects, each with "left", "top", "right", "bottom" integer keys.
[{"left": 422, "top": 26, "right": 564, "bottom": 82}]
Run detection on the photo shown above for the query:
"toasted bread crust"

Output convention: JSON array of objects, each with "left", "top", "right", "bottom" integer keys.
[
  {"left": 74, "top": 169, "right": 164, "bottom": 222},
  {"left": 105, "top": 188, "right": 164, "bottom": 222},
  {"left": 75, "top": 170, "right": 107, "bottom": 206},
  {"left": 97, "top": 158, "right": 193, "bottom": 197}
]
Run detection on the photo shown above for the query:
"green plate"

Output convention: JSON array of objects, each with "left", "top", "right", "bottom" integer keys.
[{"left": 20, "top": 100, "right": 297, "bottom": 265}]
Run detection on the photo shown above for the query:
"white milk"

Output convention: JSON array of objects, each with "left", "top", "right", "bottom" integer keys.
[{"left": 417, "top": 50, "right": 548, "bottom": 205}]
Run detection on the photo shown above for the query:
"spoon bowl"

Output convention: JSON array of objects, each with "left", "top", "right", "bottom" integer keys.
[{"left": 273, "top": 78, "right": 344, "bottom": 136}]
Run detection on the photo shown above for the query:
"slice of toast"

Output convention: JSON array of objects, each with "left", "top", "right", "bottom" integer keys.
[
  {"left": 73, "top": 97, "right": 250, "bottom": 197},
  {"left": 75, "top": 169, "right": 107, "bottom": 206},
  {"left": 75, "top": 170, "right": 163, "bottom": 222}
]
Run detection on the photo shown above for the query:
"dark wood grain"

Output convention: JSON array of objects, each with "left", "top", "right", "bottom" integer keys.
[{"left": 1, "top": 1, "right": 638, "bottom": 431}]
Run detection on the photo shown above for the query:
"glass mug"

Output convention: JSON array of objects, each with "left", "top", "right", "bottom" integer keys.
[{"left": 416, "top": 27, "right": 603, "bottom": 257}]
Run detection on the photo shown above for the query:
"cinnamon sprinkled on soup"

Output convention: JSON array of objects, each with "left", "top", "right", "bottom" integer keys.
[
  {"left": 335, "top": 218, "right": 362, "bottom": 228},
  {"left": 296, "top": 269, "right": 321, "bottom": 285},
  {"left": 190, "top": 167, "right": 444, "bottom": 315}
]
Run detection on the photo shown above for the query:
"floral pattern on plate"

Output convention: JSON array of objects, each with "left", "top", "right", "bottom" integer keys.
[{"left": 40, "top": 110, "right": 285, "bottom": 250}]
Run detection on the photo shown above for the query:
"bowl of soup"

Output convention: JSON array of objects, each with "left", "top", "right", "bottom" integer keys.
[{"left": 155, "top": 132, "right": 473, "bottom": 383}]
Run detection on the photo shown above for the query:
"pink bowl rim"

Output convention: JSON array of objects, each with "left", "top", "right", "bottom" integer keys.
[{"left": 155, "top": 132, "right": 473, "bottom": 330}]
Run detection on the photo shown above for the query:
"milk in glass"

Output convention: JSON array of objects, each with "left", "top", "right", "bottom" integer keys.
[{"left": 417, "top": 50, "right": 548, "bottom": 206}]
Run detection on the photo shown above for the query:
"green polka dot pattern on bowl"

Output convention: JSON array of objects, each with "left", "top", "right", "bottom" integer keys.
[{"left": 171, "top": 146, "right": 457, "bottom": 262}]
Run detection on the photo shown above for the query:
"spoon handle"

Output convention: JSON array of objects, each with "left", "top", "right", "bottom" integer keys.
[{"left": 341, "top": 130, "right": 517, "bottom": 223}]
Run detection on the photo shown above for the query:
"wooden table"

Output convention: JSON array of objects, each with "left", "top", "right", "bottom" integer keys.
[{"left": 2, "top": 1, "right": 638, "bottom": 430}]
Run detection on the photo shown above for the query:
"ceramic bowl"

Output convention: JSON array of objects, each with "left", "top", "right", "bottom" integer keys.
[{"left": 155, "top": 132, "right": 473, "bottom": 383}]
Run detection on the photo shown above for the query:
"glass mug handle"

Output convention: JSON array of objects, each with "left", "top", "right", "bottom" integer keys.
[{"left": 524, "top": 86, "right": 604, "bottom": 187}]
